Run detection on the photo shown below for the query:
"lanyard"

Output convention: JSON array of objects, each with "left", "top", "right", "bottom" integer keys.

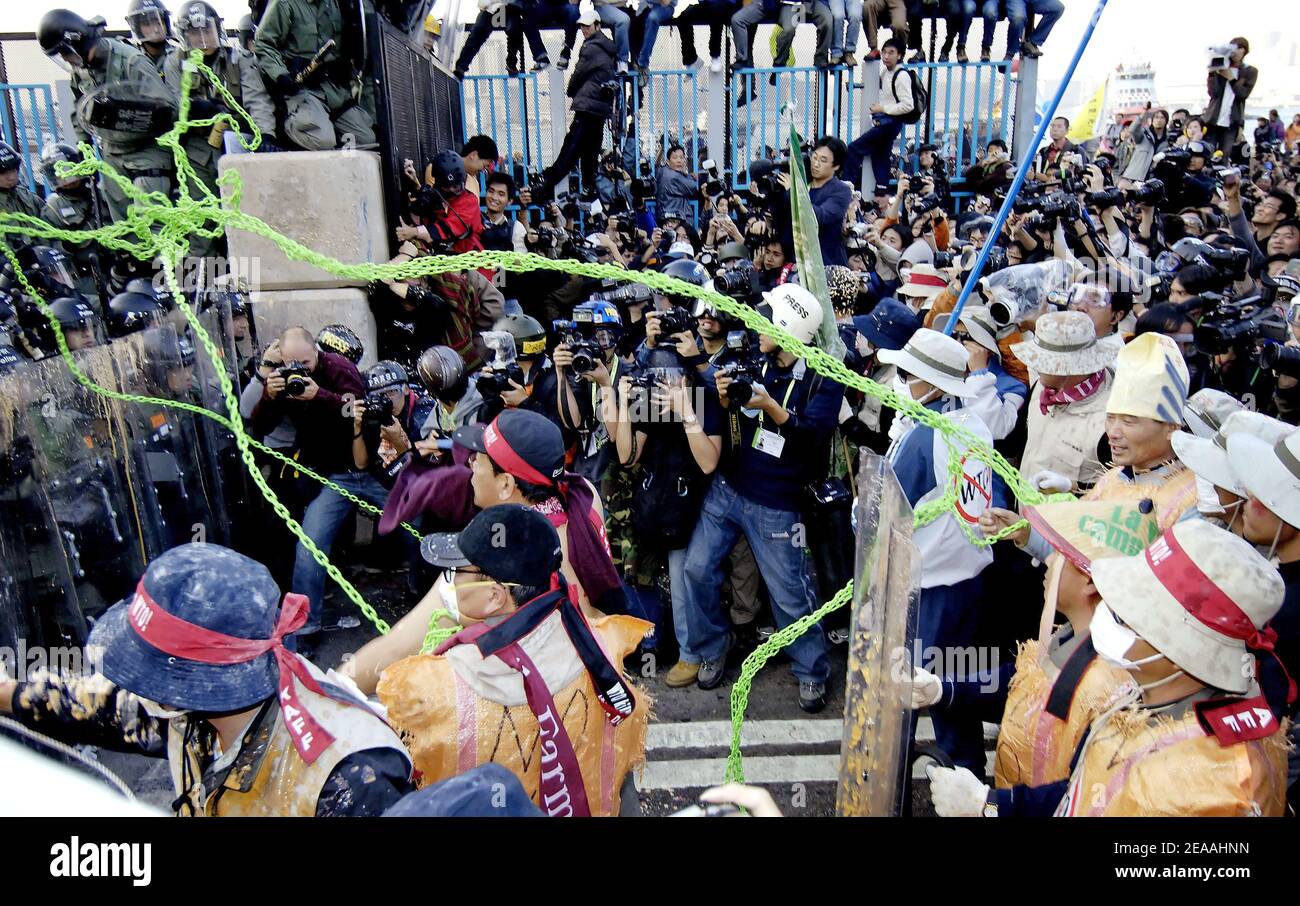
[{"left": 750, "top": 361, "right": 799, "bottom": 448}]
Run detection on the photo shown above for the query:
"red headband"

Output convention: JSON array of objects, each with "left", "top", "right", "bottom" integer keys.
[
  {"left": 907, "top": 271, "right": 947, "bottom": 288},
  {"left": 126, "top": 582, "right": 337, "bottom": 763},
  {"left": 1145, "top": 532, "right": 1295, "bottom": 703},
  {"left": 483, "top": 418, "right": 554, "bottom": 487}
]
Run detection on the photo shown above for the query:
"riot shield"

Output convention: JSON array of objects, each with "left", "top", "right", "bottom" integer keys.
[
  {"left": 112, "top": 325, "right": 226, "bottom": 552},
  {"left": 14, "top": 348, "right": 151, "bottom": 639},
  {"left": 836, "top": 450, "right": 922, "bottom": 817},
  {"left": 194, "top": 302, "right": 252, "bottom": 549}
]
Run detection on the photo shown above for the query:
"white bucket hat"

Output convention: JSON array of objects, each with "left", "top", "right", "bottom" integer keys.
[
  {"left": 934, "top": 305, "right": 1001, "bottom": 358},
  {"left": 1009, "top": 310, "right": 1122, "bottom": 377},
  {"left": 1091, "top": 520, "right": 1285, "bottom": 695},
  {"left": 1183, "top": 388, "right": 1245, "bottom": 439},
  {"left": 1227, "top": 427, "right": 1300, "bottom": 528},
  {"left": 1172, "top": 411, "right": 1292, "bottom": 498},
  {"left": 895, "top": 263, "right": 949, "bottom": 301},
  {"left": 877, "top": 327, "right": 972, "bottom": 397}
]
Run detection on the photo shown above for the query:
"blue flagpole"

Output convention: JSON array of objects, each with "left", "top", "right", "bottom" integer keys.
[{"left": 943, "top": 0, "right": 1110, "bottom": 336}]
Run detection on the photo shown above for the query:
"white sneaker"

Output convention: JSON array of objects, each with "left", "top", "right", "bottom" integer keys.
[
  {"left": 685, "top": 58, "right": 703, "bottom": 73},
  {"left": 709, "top": 56, "right": 724, "bottom": 73},
  {"left": 617, "top": 60, "right": 629, "bottom": 73}
]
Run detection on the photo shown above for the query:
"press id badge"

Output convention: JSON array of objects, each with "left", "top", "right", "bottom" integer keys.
[{"left": 755, "top": 428, "right": 786, "bottom": 458}]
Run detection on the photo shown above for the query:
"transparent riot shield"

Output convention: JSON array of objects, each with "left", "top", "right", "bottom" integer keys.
[
  {"left": 0, "top": 373, "right": 83, "bottom": 650},
  {"left": 194, "top": 302, "right": 252, "bottom": 549},
  {"left": 16, "top": 349, "right": 152, "bottom": 637},
  {"left": 836, "top": 450, "right": 922, "bottom": 817},
  {"left": 112, "top": 324, "right": 226, "bottom": 552}
]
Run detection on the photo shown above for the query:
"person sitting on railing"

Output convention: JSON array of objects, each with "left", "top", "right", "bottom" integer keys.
[
  {"left": 863, "top": 0, "right": 909, "bottom": 62},
  {"left": 731, "top": 0, "right": 833, "bottom": 76},
  {"left": 632, "top": 0, "right": 678, "bottom": 78},
  {"left": 527, "top": 0, "right": 581, "bottom": 69},
  {"left": 828, "top": 0, "right": 864, "bottom": 67},
  {"left": 677, "top": 0, "right": 736, "bottom": 73},
  {"left": 454, "top": 0, "right": 551, "bottom": 79},
  {"left": 937, "top": 0, "right": 976, "bottom": 63},
  {"left": 978, "top": 0, "right": 1063, "bottom": 62},
  {"left": 656, "top": 142, "right": 703, "bottom": 224},
  {"left": 844, "top": 38, "right": 914, "bottom": 199},
  {"left": 593, "top": 0, "right": 634, "bottom": 72}
]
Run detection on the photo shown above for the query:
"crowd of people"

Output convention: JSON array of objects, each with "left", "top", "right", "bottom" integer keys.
[{"left": 2, "top": 5, "right": 1299, "bottom": 819}]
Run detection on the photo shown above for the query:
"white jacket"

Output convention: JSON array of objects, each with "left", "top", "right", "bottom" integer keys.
[{"left": 1019, "top": 373, "right": 1113, "bottom": 490}]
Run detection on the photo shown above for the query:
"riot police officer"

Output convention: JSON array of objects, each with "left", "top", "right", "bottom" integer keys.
[
  {"left": 38, "top": 143, "right": 108, "bottom": 299},
  {"left": 125, "top": 0, "right": 179, "bottom": 72},
  {"left": 39, "top": 296, "right": 104, "bottom": 355},
  {"left": 163, "top": 1, "right": 276, "bottom": 254},
  {"left": 38, "top": 9, "right": 177, "bottom": 223},
  {"left": 0, "top": 142, "right": 43, "bottom": 219},
  {"left": 253, "top": 0, "right": 377, "bottom": 151}
]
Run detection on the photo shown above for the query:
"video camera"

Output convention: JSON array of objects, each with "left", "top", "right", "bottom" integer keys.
[
  {"left": 1193, "top": 294, "right": 1288, "bottom": 356},
  {"left": 277, "top": 360, "right": 311, "bottom": 397},
  {"left": 477, "top": 331, "right": 527, "bottom": 402},
  {"left": 592, "top": 279, "right": 655, "bottom": 308},
  {"left": 632, "top": 159, "right": 657, "bottom": 206},
  {"left": 1012, "top": 187, "right": 1081, "bottom": 227}
]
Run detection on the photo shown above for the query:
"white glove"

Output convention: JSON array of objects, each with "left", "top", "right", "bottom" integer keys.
[
  {"left": 909, "top": 667, "right": 943, "bottom": 709},
  {"left": 927, "top": 766, "right": 991, "bottom": 817},
  {"left": 325, "top": 668, "right": 389, "bottom": 722},
  {"left": 1030, "top": 469, "right": 1073, "bottom": 493}
]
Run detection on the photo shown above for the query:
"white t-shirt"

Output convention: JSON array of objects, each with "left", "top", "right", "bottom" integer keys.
[{"left": 1217, "top": 78, "right": 1236, "bottom": 128}]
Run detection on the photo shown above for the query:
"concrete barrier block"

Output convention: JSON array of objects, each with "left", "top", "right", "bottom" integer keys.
[
  {"left": 249, "top": 287, "right": 378, "bottom": 370},
  {"left": 220, "top": 150, "right": 390, "bottom": 291}
]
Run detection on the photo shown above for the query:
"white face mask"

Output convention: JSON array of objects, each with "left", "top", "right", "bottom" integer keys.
[
  {"left": 891, "top": 373, "right": 912, "bottom": 398},
  {"left": 438, "top": 572, "right": 462, "bottom": 625},
  {"left": 1089, "top": 602, "right": 1168, "bottom": 672}
]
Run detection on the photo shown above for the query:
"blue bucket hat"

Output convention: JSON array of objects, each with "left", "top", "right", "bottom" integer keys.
[
  {"left": 852, "top": 297, "right": 922, "bottom": 352},
  {"left": 88, "top": 544, "right": 286, "bottom": 713}
]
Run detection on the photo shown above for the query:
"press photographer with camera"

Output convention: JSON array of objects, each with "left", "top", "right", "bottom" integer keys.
[
  {"left": 552, "top": 300, "right": 626, "bottom": 481},
  {"left": 397, "top": 151, "right": 485, "bottom": 257},
  {"left": 478, "top": 314, "right": 584, "bottom": 448},
  {"left": 769, "top": 137, "right": 853, "bottom": 267},
  {"left": 352, "top": 360, "right": 438, "bottom": 484},
  {"left": 678, "top": 284, "right": 843, "bottom": 712},
  {"left": 656, "top": 143, "right": 704, "bottom": 223},
  {"left": 1204, "top": 37, "right": 1257, "bottom": 154},
  {"left": 1223, "top": 167, "right": 1295, "bottom": 278}
]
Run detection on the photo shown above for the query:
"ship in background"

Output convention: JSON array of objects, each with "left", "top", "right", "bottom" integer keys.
[{"left": 1105, "top": 61, "right": 1158, "bottom": 122}]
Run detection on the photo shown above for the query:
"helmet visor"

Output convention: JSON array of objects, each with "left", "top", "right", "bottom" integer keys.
[{"left": 128, "top": 10, "right": 169, "bottom": 43}]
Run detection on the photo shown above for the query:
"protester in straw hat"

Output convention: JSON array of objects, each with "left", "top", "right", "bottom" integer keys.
[
  {"left": 921, "top": 500, "right": 1157, "bottom": 818},
  {"left": 934, "top": 305, "right": 1028, "bottom": 441},
  {"left": 1173, "top": 410, "right": 1291, "bottom": 530},
  {"left": 0, "top": 544, "right": 415, "bottom": 816},
  {"left": 880, "top": 328, "right": 996, "bottom": 776},
  {"left": 933, "top": 521, "right": 1291, "bottom": 817}
]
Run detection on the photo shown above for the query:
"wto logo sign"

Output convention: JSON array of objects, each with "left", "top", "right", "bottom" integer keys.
[{"left": 49, "top": 837, "right": 152, "bottom": 887}]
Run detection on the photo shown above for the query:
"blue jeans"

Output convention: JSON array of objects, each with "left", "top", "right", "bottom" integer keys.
[
  {"left": 626, "top": 547, "right": 688, "bottom": 655},
  {"left": 291, "top": 470, "right": 391, "bottom": 634},
  {"left": 680, "top": 478, "right": 830, "bottom": 683},
  {"left": 845, "top": 113, "right": 902, "bottom": 193},
  {"left": 636, "top": 1, "right": 677, "bottom": 67},
  {"left": 828, "top": 0, "right": 864, "bottom": 56},
  {"left": 943, "top": 0, "right": 975, "bottom": 48},
  {"left": 1020, "top": 0, "right": 1062, "bottom": 47},
  {"left": 599, "top": 4, "right": 633, "bottom": 62}
]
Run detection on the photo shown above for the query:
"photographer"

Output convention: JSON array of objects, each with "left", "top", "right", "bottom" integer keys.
[
  {"left": 1033, "top": 117, "right": 1081, "bottom": 183},
  {"left": 679, "top": 284, "right": 843, "bottom": 712},
  {"left": 844, "top": 38, "right": 913, "bottom": 199},
  {"left": 655, "top": 143, "right": 703, "bottom": 225},
  {"left": 397, "top": 151, "right": 485, "bottom": 257},
  {"left": 248, "top": 327, "right": 366, "bottom": 638},
  {"left": 552, "top": 300, "right": 626, "bottom": 481},
  {"left": 703, "top": 194, "right": 747, "bottom": 251},
  {"left": 1204, "top": 37, "right": 1257, "bottom": 154},
  {"left": 1120, "top": 106, "right": 1174, "bottom": 185},
  {"left": 610, "top": 347, "right": 724, "bottom": 680},
  {"left": 353, "top": 361, "right": 437, "bottom": 485},
  {"left": 537, "top": 11, "right": 616, "bottom": 201},
  {"left": 480, "top": 314, "right": 584, "bottom": 445},
  {"left": 481, "top": 172, "right": 529, "bottom": 254},
  {"left": 1224, "top": 170, "right": 1295, "bottom": 278}
]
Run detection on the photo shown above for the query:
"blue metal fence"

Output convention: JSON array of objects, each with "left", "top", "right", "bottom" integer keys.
[
  {"left": 0, "top": 84, "right": 61, "bottom": 195},
  {"left": 461, "top": 72, "right": 547, "bottom": 190}
]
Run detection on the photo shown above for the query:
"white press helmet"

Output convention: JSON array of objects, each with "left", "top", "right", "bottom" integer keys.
[{"left": 759, "top": 283, "right": 823, "bottom": 345}]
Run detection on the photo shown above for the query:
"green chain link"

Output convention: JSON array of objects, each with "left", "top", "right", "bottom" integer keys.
[{"left": 0, "top": 51, "right": 1066, "bottom": 772}]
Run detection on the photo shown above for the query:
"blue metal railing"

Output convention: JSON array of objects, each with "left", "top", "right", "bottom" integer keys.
[
  {"left": 0, "top": 84, "right": 62, "bottom": 195},
  {"left": 461, "top": 72, "right": 546, "bottom": 191},
  {"left": 729, "top": 66, "right": 858, "bottom": 188}
]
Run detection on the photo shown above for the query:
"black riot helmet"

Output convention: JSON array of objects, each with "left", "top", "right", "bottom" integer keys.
[
  {"left": 107, "top": 288, "right": 166, "bottom": 337},
  {"left": 316, "top": 323, "right": 365, "bottom": 364},
  {"left": 17, "top": 245, "right": 78, "bottom": 298},
  {"left": 38, "top": 10, "right": 106, "bottom": 69},
  {"left": 40, "top": 142, "right": 83, "bottom": 190},
  {"left": 661, "top": 257, "right": 709, "bottom": 287},
  {"left": 0, "top": 141, "right": 20, "bottom": 175},
  {"left": 39, "top": 294, "right": 102, "bottom": 353},
  {"left": 430, "top": 150, "right": 466, "bottom": 198},
  {"left": 126, "top": 0, "right": 173, "bottom": 44},
  {"left": 175, "top": 0, "right": 224, "bottom": 53},
  {"left": 416, "top": 345, "right": 466, "bottom": 399}
]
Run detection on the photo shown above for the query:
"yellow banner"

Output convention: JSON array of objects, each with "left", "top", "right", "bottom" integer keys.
[{"left": 1068, "top": 79, "right": 1107, "bottom": 142}]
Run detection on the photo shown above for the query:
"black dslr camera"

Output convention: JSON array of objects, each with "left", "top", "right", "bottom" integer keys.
[
  {"left": 362, "top": 392, "right": 396, "bottom": 428},
  {"left": 277, "top": 360, "right": 311, "bottom": 397},
  {"left": 717, "top": 331, "right": 765, "bottom": 409},
  {"left": 553, "top": 319, "right": 603, "bottom": 374},
  {"left": 657, "top": 305, "right": 696, "bottom": 337},
  {"left": 477, "top": 362, "right": 527, "bottom": 400},
  {"left": 1261, "top": 342, "right": 1300, "bottom": 378},
  {"left": 714, "top": 258, "right": 759, "bottom": 302}
]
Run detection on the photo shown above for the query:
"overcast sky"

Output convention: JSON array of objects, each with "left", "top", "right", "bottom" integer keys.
[{"left": 3, "top": 0, "right": 1288, "bottom": 110}]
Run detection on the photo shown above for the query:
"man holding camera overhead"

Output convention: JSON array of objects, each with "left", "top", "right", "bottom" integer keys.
[{"left": 1203, "top": 37, "right": 1257, "bottom": 156}]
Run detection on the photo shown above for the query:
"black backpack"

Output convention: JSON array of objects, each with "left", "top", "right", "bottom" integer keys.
[{"left": 890, "top": 67, "right": 928, "bottom": 126}]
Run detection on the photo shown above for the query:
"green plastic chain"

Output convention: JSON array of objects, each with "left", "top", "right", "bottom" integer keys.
[{"left": 0, "top": 51, "right": 1066, "bottom": 776}]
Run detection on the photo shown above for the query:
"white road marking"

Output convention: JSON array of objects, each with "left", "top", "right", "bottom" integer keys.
[
  {"left": 638, "top": 752, "right": 997, "bottom": 790},
  {"left": 645, "top": 717, "right": 998, "bottom": 752}
]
